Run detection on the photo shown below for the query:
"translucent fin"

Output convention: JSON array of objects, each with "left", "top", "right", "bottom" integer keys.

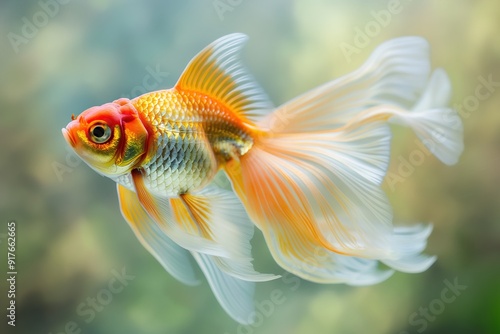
[
  {"left": 175, "top": 187, "right": 279, "bottom": 282},
  {"left": 260, "top": 36, "right": 431, "bottom": 132},
  {"left": 382, "top": 224, "right": 437, "bottom": 273},
  {"left": 269, "top": 231, "right": 395, "bottom": 285},
  {"left": 224, "top": 37, "right": 457, "bottom": 282},
  {"left": 132, "top": 170, "right": 278, "bottom": 282},
  {"left": 130, "top": 170, "right": 227, "bottom": 257},
  {"left": 192, "top": 252, "right": 255, "bottom": 324},
  {"left": 226, "top": 128, "right": 435, "bottom": 282},
  {"left": 117, "top": 184, "right": 259, "bottom": 323},
  {"left": 175, "top": 33, "right": 273, "bottom": 124},
  {"left": 210, "top": 169, "right": 233, "bottom": 191},
  {"left": 338, "top": 69, "right": 463, "bottom": 166},
  {"left": 261, "top": 38, "right": 462, "bottom": 164},
  {"left": 117, "top": 184, "right": 199, "bottom": 286},
  {"left": 227, "top": 129, "right": 390, "bottom": 259},
  {"left": 392, "top": 69, "right": 463, "bottom": 165}
]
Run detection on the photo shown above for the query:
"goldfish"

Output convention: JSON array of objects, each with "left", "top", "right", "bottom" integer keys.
[{"left": 62, "top": 33, "right": 463, "bottom": 324}]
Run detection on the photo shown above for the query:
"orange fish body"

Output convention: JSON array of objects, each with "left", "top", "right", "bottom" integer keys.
[{"left": 63, "top": 34, "right": 463, "bottom": 323}]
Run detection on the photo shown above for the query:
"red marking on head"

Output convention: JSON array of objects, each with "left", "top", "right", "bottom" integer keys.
[
  {"left": 64, "top": 99, "right": 127, "bottom": 146},
  {"left": 62, "top": 98, "right": 154, "bottom": 173},
  {"left": 65, "top": 98, "right": 139, "bottom": 142},
  {"left": 79, "top": 103, "right": 123, "bottom": 129}
]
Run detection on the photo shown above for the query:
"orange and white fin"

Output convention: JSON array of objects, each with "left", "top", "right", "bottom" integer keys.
[
  {"left": 117, "top": 184, "right": 199, "bottom": 285},
  {"left": 118, "top": 184, "right": 258, "bottom": 324},
  {"left": 131, "top": 170, "right": 278, "bottom": 282},
  {"left": 175, "top": 187, "right": 279, "bottom": 282},
  {"left": 175, "top": 33, "right": 273, "bottom": 124},
  {"left": 224, "top": 36, "right": 460, "bottom": 284},
  {"left": 226, "top": 122, "right": 415, "bottom": 284},
  {"left": 227, "top": 125, "right": 437, "bottom": 284},
  {"left": 131, "top": 170, "right": 227, "bottom": 257}
]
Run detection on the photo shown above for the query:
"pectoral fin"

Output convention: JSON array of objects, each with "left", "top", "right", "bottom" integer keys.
[
  {"left": 130, "top": 169, "right": 227, "bottom": 257},
  {"left": 118, "top": 183, "right": 267, "bottom": 324},
  {"left": 117, "top": 184, "right": 199, "bottom": 285}
]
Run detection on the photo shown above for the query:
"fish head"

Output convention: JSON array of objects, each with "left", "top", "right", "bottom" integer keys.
[{"left": 62, "top": 98, "right": 150, "bottom": 176}]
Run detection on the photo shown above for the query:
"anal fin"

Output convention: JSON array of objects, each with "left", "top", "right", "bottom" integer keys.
[{"left": 175, "top": 187, "right": 279, "bottom": 282}]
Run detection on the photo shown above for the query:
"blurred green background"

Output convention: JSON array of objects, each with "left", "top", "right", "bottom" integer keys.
[{"left": 1, "top": 0, "right": 499, "bottom": 333}]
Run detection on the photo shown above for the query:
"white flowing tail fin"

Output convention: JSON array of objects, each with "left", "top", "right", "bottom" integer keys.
[
  {"left": 347, "top": 68, "right": 463, "bottom": 165},
  {"left": 225, "top": 36, "right": 463, "bottom": 284},
  {"left": 391, "top": 69, "right": 463, "bottom": 165}
]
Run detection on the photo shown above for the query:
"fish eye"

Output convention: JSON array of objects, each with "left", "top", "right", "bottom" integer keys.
[{"left": 89, "top": 123, "right": 111, "bottom": 143}]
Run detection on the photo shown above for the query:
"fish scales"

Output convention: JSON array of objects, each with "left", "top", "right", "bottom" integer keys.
[{"left": 133, "top": 89, "right": 253, "bottom": 195}]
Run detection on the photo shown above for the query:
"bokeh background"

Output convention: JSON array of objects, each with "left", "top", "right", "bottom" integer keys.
[{"left": 1, "top": 0, "right": 499, "bottom": 333}]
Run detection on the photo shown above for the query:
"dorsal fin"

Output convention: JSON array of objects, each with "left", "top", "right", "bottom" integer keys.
[{"left": 175, "top": 33, "right": 273, "bottom": 123}]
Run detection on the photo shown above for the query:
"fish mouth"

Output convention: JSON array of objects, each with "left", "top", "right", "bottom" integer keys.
[{"left": 62, "top": 128, "right": 76, "bottom": 147}]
